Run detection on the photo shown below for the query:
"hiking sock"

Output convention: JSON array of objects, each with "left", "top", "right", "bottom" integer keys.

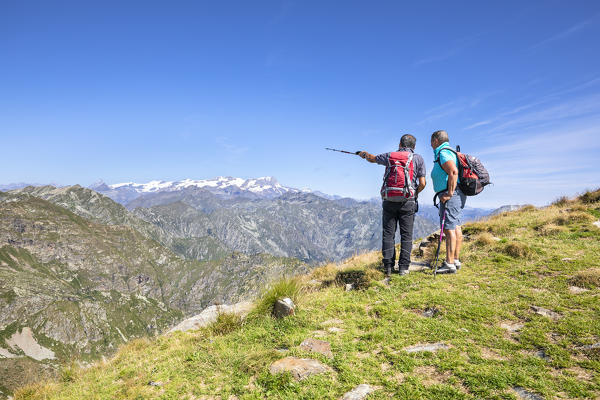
[{"left": 454, "top": 259, "right": 461, "bottom": 269}]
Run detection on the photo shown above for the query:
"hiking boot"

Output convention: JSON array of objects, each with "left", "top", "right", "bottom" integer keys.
[
  {"left": 436, "top": 261, "right": 457, "bottom": 274},
  {"left": 454, "top": 259, "right": 462, "bottom": 270},
  {"left": 398, "top": 269, "right": 410, "bottom": 276}
]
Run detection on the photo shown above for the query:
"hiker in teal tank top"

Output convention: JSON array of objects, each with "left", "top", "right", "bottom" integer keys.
[
  {"left": 430, "top": 130, "right": 467, "bottom": 275},
  {"left": 431, "top": 141, "right": 459, "bottom": 193}
]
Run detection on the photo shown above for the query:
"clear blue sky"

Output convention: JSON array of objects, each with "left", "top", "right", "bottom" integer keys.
[{"left": 1, "top": 0, "right": 599, "bottom": 207}]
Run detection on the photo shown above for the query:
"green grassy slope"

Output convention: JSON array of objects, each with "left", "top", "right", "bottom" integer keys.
[{"left": 15, "top": 190, "right": 600, "bottom": 400}]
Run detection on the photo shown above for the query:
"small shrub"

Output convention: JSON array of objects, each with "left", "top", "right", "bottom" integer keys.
[
  {"left": 210, "top": 312, "right": 243, "bottom": 335},
  {"left": 309, "top": 263, "right": 338, "bottom": 281},
  {"left": 473, "top": 232, "right": 496, "bottom": 247},
  {"left": 554, "top": 211, "right": 595, "bottom": 226},
  {"left": 536, "top": 223, "right": 566, "bottom": 236},
  {"left": 335, "top": 268, "right": 372, "bottom": 290},
  {"left": 503, "top": 242, "right": 532, "bottom": 258},
  {"left": 516, "top": 205, "right": 536, "bottom": 213},
  {"left": 253, "top": 278, "right": 303, "bottom": 316},
  {"left": 462, "top": 223, "right": 487, "bottom": 235},
  {"left": 579, "top": 189, "right": 600, "bottom": 204},
  {"left": 552, "top": 196, "right": 572, "bottom": 207},
  {"left": 60, "top": 363, "right": 78, "bottom": 383},
  {"left": 569, "top": 268, "right": 600, "bottom": 289}
]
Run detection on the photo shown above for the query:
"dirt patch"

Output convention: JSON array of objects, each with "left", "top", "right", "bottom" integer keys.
[
  {"left": 530, "top": 288, "right": 548, "bottom": 294},
  {"left": 566, "top": 366, "right": 593, "bottom": 382},
  {"left": 321, "top": 318, "right": 344, "bottom": 326},
  {"left": 413, "top": 366, "right": 452, "bottom": 386},
  {"left": 500, "top": 321, "right": 525, "bottom": 333},
  {"left": 569, "top": 268, "right": 600, "bottom": 289},
  {"left": 480, "top": 348, "right": 508, "bottom": 361},
  {"left": 568, "top": 286, "right": 589, "bottom": 294},
  {"left": 394, "top": 372, "right": 405, "bottom": 383}
]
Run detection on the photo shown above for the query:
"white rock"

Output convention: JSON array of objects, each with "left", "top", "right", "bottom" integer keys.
[
  {"left": 342, "top": 384, "right": 375, "bottom": 400},
  {"left": 403, "top": 342, "right": 449, "bottom": 353},
  {"left": 168, "top": 302, "right": 253, "bottom": 333},
  {"left": 273, "top": 298, "right": 295, "bottom": 318}
]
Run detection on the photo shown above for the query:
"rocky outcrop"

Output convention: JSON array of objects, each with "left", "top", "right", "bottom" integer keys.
[
  {"left": 269, "top": 357, "right": 331, "bottom": 380},
  {"left": 273, "top": 298, "right": 295, "bottom": 318},
  {"left": 168, "top": 302, "right": 253, "bottom": 333}
]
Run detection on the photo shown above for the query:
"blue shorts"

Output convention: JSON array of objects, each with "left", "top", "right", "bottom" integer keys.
[{"left": 439, "top": 188, "right": 467, "bottom": 230}]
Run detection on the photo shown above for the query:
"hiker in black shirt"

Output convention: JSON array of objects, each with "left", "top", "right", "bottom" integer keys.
[{"left": 358, "top": 134, "right": 426, "bottom": 276}]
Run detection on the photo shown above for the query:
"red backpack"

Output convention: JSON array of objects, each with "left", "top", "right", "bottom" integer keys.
[
  {"left": 381, "top": 151, "right": 415, "bottom": 201},
  {"left": 435, "top": 145, "right": 490, "bottom": 196}
]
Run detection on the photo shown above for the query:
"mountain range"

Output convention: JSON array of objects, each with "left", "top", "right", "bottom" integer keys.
[{"left": 0, "top": 176, "right": 496, "bottom": 397}]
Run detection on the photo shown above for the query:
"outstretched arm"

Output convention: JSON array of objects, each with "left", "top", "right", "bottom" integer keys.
[{"left": 358, "top": 151, "right": 377, "bottom": 163}]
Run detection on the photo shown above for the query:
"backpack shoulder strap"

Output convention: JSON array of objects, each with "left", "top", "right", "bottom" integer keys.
[{"left": 434, "top": 147, "right": 458, "bottom": 167}]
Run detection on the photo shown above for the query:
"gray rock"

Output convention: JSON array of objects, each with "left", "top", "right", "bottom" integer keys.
[
  {"left": 403, "top": 343, "right": 450, "bottom": 353},
  {"left": 299, "top": 338, "right": 333, "bottom": 358},
  {"left": 531, "top": 306, "right": 562, "bottom": 320},
  {"left": 269, "top": 357, "right": 330, "bottom": 380},
  {"left": 273, "top": 298, "right": 295, "bottom": 318},
  {"left": 575, "top": 342, "right": 600, "bottom": 351},
  {"left": 341, "top": 384, "right": 375, "bottom": 400},
  {"left": 593, "top": 220, "right": 600, "bottom": 228},
  {"left": 534, "top": 349, "right": 551, "bottom": 361},
  {"left": 568, "top": 286, "right": 588, "bottom": 294},
  {"left": 148, "top": 381, "right": 163, "bottom": 387},
  {"left": 512, "top": 386, "right": 543, "bottom": 400},
  {"left": 500, "top": 321, "right": 525, "bottom": 332},
  {"left": 422, "top": 307, "right": 440, "bottom": 318},
  {"left": 345, "top": 283, "right": 354, "bottom": 291}
]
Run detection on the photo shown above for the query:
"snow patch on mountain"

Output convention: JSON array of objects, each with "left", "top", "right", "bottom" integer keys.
[{"left": 107, "top": 176, "right": 293, "bottom": 195}]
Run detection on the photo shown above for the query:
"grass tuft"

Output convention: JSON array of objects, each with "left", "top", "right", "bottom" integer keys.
[
  {"left": 209, "top": 312, "right": 244, "bottom": 335},
  {"left": 517, "top": 204, "right": 536, "bottom": 213},
  {"left": 568, "top": 268, "right": 600, "bottom": 289},
  {"left": 554, "top": 211, "right": 595, "bottom": 226},
  {"left": 252, "top": 277, "right": 303, "bottom": 316},
  {"left": 335, "top": 268, "right": 372, "bottom": 290},
  {"left": 503, "top": 242, "right": 532, "bottom": 258},
  {"left": 552, "top": 196, "right": 572, "bottom": 207},
  {"left": 473, "top": 232, "right": 496, "bottom": 247},
  {"left": 536, "top": 223, "right": 567, "bottom": 236},
  {"left": 59, "top": 364, "right": 79, "bottom": 383}
]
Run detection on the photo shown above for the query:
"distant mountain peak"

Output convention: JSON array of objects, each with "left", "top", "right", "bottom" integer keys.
[{"left": 89, "top": 176, "right": 297, "bottom": 205}]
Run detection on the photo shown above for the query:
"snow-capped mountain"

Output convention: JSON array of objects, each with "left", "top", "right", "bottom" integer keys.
[{"left": 90, "top": 177, "right": 303, "bottom": 205}]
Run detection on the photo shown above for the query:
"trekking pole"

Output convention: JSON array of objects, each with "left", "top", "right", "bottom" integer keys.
[
  {"left": 432, "top": 209, "right": 447, "bottom": 278},
  {"left": 325, "top": 148, "right": 361, "bottom": 155}
]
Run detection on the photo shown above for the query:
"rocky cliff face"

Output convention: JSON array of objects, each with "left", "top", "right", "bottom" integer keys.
[
  {"left": 132, "top": 191, "right": 438, "bottom": 264},
  {"left": 12, "top": 185, "right": 230, "bottom": 262}
]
